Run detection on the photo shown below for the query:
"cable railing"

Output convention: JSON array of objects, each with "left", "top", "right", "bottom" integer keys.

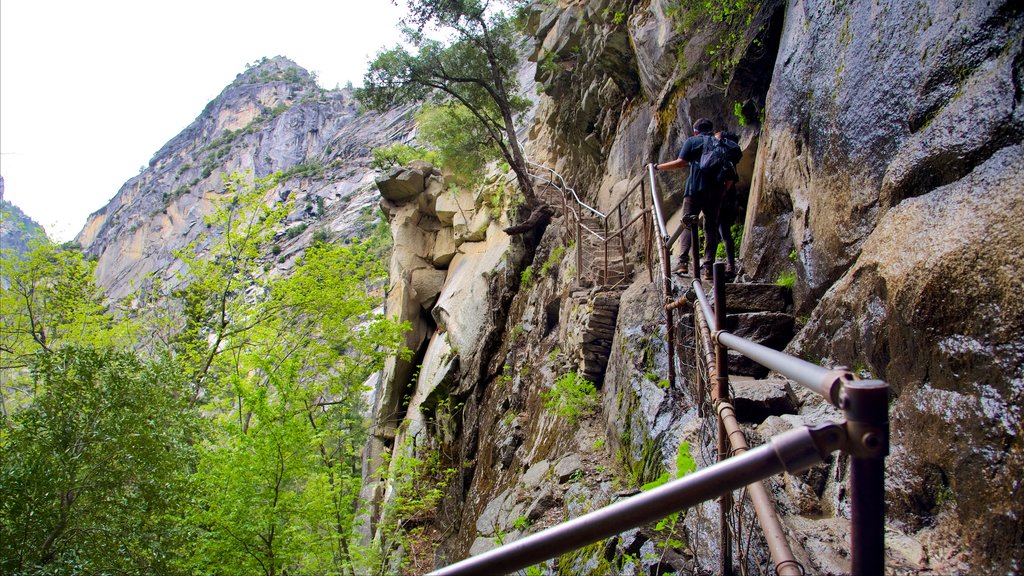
[
  {"left": 427, "top": 164, "right": 890, "bottom": 576},
  {"left": 525, "top": 159, "right": 652, "bottom": 289}
]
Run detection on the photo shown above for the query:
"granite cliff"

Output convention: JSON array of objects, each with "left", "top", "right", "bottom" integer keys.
[
  {"left": 1, "top": 177, "right": 48, "bottom": 258},
  {"left": 77, "top": 56, "right": 416, "bottom": 301},
  {"left": 365, "top": 0, "right": 1022, "bottom": 573}
]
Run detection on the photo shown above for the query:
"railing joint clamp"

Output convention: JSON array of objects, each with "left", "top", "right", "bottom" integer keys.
[{"left": 837, "top": 379, "right": 890, "bottom": 458}]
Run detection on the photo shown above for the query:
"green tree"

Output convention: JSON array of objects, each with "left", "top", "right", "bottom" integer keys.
[
  {"left": 416, "top": 101, "right": 502, "bottom": 185},
  {"left": 180, "top": 240, "right": 408, "bottom": 576},
  {"left": 0, "top": 346, "right": 197, "bottom": 575},
  {"left": 357, "top": 0, "right": 548, "bottom": 230},
  {"left": 168, "top": 171, "right": 289, "bottom": 403},
  {"left": 0, "top": 240, "right": 123, "bottom": 371}
]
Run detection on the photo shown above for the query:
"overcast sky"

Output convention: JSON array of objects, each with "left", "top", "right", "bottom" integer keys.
[{"left": 1, "top": 0, "right": 407, "bottom": 242}]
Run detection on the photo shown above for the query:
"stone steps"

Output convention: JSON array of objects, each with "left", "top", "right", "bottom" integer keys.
[{"left": 687, "top": 281, "right": 799, "bottom": 422}]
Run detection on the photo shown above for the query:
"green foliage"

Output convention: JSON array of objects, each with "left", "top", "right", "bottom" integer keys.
[
  {"left": 639, "top": 442, "right": 696, "bottom": 553},
  {"left": 776, "top": 270, "right": 796, "bottom": 288},
  {"left": 666, "top": 0, "right": 762, "bottom": 76},
  {"left": 370, "top": 142, "right": 438, "bottom": 171},
  {"left": 357, "top": 0, "right": 539, "bottom": 207},
  {"left": 416, "top": 102, "right": 502, "bottom": 185},
  {"left": 1, "top": 170, "right": 412, "bottom": 575},
  {"left": 277, "top": 161, "right": 324, "bottom": 181},
  {"left": 520, "top": 264, "right": 534, "bottom": 288},
  {"left": 540, "top": 244, "right": 566, "bottom": 277},
  {"left": 179, "top": 222, "right": 407, "bottom": 575},
  {"left": 0, "top": 240, "right": 126, "bottom": 369},
  {"left": 716, "top": 223, "right": 744, "bottom": 259},
  {"left": 733, "top": 101, "right": 748, "bottom": 126},
  {"left": 0, "top": 346, "right": 198, "bottom": 575},
  {"left": 373, "top": 438, "right": 457, "bottom": 574},
  {"left": 542, "top": 372, "right": 598, "bottom": 425}
]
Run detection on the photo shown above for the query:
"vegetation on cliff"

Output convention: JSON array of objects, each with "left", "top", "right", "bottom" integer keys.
[{"left": 358, "top": 0, "right": 544, "bottom": 225}]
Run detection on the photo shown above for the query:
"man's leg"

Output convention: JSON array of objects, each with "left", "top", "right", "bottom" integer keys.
[
  {"left": 700, "top": 191, "right": 721, "bottom": 276},
  {"left": 718, "top": 189, "right": 736, "bottom": 272},
  {"left": 676, "top": 195, "right": 697, "bottom": 273}
]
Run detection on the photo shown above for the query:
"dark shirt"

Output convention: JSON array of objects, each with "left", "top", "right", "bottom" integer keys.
[{"left": 677, "top": 132, "right": 711, "bottom": 196}]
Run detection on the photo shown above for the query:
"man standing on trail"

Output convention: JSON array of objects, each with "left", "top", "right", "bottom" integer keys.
[
  {"left": 653, "top": 118, "right": 739, "bottom": 280},
  {"left": 715, "top": 130, "right": 742, "bottom": 280}
]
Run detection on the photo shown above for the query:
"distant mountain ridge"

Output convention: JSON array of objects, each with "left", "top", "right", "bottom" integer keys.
[
  {"left": 76, "top": 56, "right": 416, "bottom": 301},
  {"left": 1, "top": 177, "right": 48, "bottom": 257}
]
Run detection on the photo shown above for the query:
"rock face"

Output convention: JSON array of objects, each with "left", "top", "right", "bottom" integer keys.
[
  {"left": 76, "top": 56, "right": 417, "bottom": 300},
  {"left": 742, "top": 1, "right": 1024, "bottom": 569},
  {"left": 409, "top": 0, "right": 1019, "bottom": 573},
  {"left": 1, "top": 183, "right": 48, "bottom": 257}
]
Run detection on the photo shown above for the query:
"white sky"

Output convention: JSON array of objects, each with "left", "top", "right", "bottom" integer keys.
[{"left": 1, "top": 0, "right": 407, "bottom": 242}]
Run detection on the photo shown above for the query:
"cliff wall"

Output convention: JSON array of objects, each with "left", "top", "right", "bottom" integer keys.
[
  {"left": 369, "top": 1, "right": 1022, "bottom": 573},
  {"left": 77, "top": 56, "right": 416, "bottom": 301}
]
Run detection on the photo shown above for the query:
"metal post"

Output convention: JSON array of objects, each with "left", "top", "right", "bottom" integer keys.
[
  {"left": 603, "top": 218, "right": 610, "bottom": 285},
  {"left": 640, "top": 178, "right": 653, "bottom": 282},
  {"left": 842, "top": 379, "right": 889, "bottom": 576},
  {"left": 713, "top": 262, "right": 732, "bottom": 576},
  {"left": 617, "top": 203, "right": 628, "bottom": 281},
  {"left": 575, "top": 216, "right": 583, "bottom": 285},
  {"left": 664, "top": 240, "right": 676, "bottom": 388}
]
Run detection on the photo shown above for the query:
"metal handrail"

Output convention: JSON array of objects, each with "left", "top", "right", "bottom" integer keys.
[
  {"left": 524, "top": 159, "right": 648, "bottom": 288},
  {"left": 691, "top": 264, "right": 889, "bottom": 576},
  {"left": 525, "top": 159, "right": 605, "bottom": 219},
  {"left": 429, "top": 423, "right": 846, "bottom": 576}
]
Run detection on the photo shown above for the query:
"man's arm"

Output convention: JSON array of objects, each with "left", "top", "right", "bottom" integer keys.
[{"left": 655, "top": 158, "right": 687, "bottom": 171}]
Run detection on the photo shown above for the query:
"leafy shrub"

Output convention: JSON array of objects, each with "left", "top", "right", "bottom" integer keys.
[
  {"left": 776, "top": 271, "right": 796, "bottom": 288},
  {"left": 542, "top": 372, "right": 597, "bottom": 425},
  {"left": 370, "top": 142, "right": 438, "bottom": 171}
]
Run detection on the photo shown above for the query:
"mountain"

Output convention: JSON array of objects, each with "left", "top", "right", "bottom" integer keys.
[
  {"left": 1, "top": 178, "right": 48, "bottom": 257},
  {"left": 76, "top": 56, "right": 416, "bottom": 301}
]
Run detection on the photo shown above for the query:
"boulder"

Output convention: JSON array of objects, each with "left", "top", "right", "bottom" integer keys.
[
  {"left": 432, "top": 222, "right": 512, "bottom": 360},
  {"left": 729, "top": 378, "right": 798, "bottom": 423},
  {"left": 724, "top": 283, "right": 790, "bottom": 313},
  {"left": 375, "top": 166, "right": 425, "bottom": 202},
  {"left": 435, "top": 189, "right": 474, "bottom": 226},
  {"left": 431, "top": 227, "right": 458, "bottom": 267}
]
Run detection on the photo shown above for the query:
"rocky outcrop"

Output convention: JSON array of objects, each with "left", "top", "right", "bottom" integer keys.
[
  {"left": 76, "top": 57, "right": 417, "bottom": 301},
  {"left": 740, "top": 1, "right": 1024, "bottom": 569},
  {"left": 1, "top": 183, "right": 48, "bottom": 257}
]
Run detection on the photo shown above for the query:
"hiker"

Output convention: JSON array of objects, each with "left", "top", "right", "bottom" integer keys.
[
  {"left": 715, "top": 130, "right": 742, "bottom": 279},
  {"left": 652, "top": 118, "right": 741, "bottom": 280}
]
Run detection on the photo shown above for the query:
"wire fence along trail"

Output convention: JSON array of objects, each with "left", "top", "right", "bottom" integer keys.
[{"left": 428, "top": 164, "right": 890, "bottom": 576}]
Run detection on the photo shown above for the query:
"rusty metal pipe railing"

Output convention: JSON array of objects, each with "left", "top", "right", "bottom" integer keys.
[
  {"left": 713, "top": 263, "right": 733, "bottom": 576},
  {"left": 692, "top": 281, "right": 890, "bottom": 576},
  {"left": 713, "top": 331, "right": 850, "bottom": 407},
  {"left": 647, "top": 164, "right": 670, "bottom": 241},
  {"left": 717, "top": 401, "right": 804, "bottom": 576},
  {"left": 428, "top": 424, "right": 842, "bottom": 576}
]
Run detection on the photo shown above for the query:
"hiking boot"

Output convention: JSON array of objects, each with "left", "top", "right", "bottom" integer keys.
[
  {"left": 673, "top": 261, "right": 689, "bottom": 275},
  {"left": 702, "top": 265, "right": 713, "bottom": 281},
  {"left": 724, "top": 263, "right": 736, "bottom": 282}
]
